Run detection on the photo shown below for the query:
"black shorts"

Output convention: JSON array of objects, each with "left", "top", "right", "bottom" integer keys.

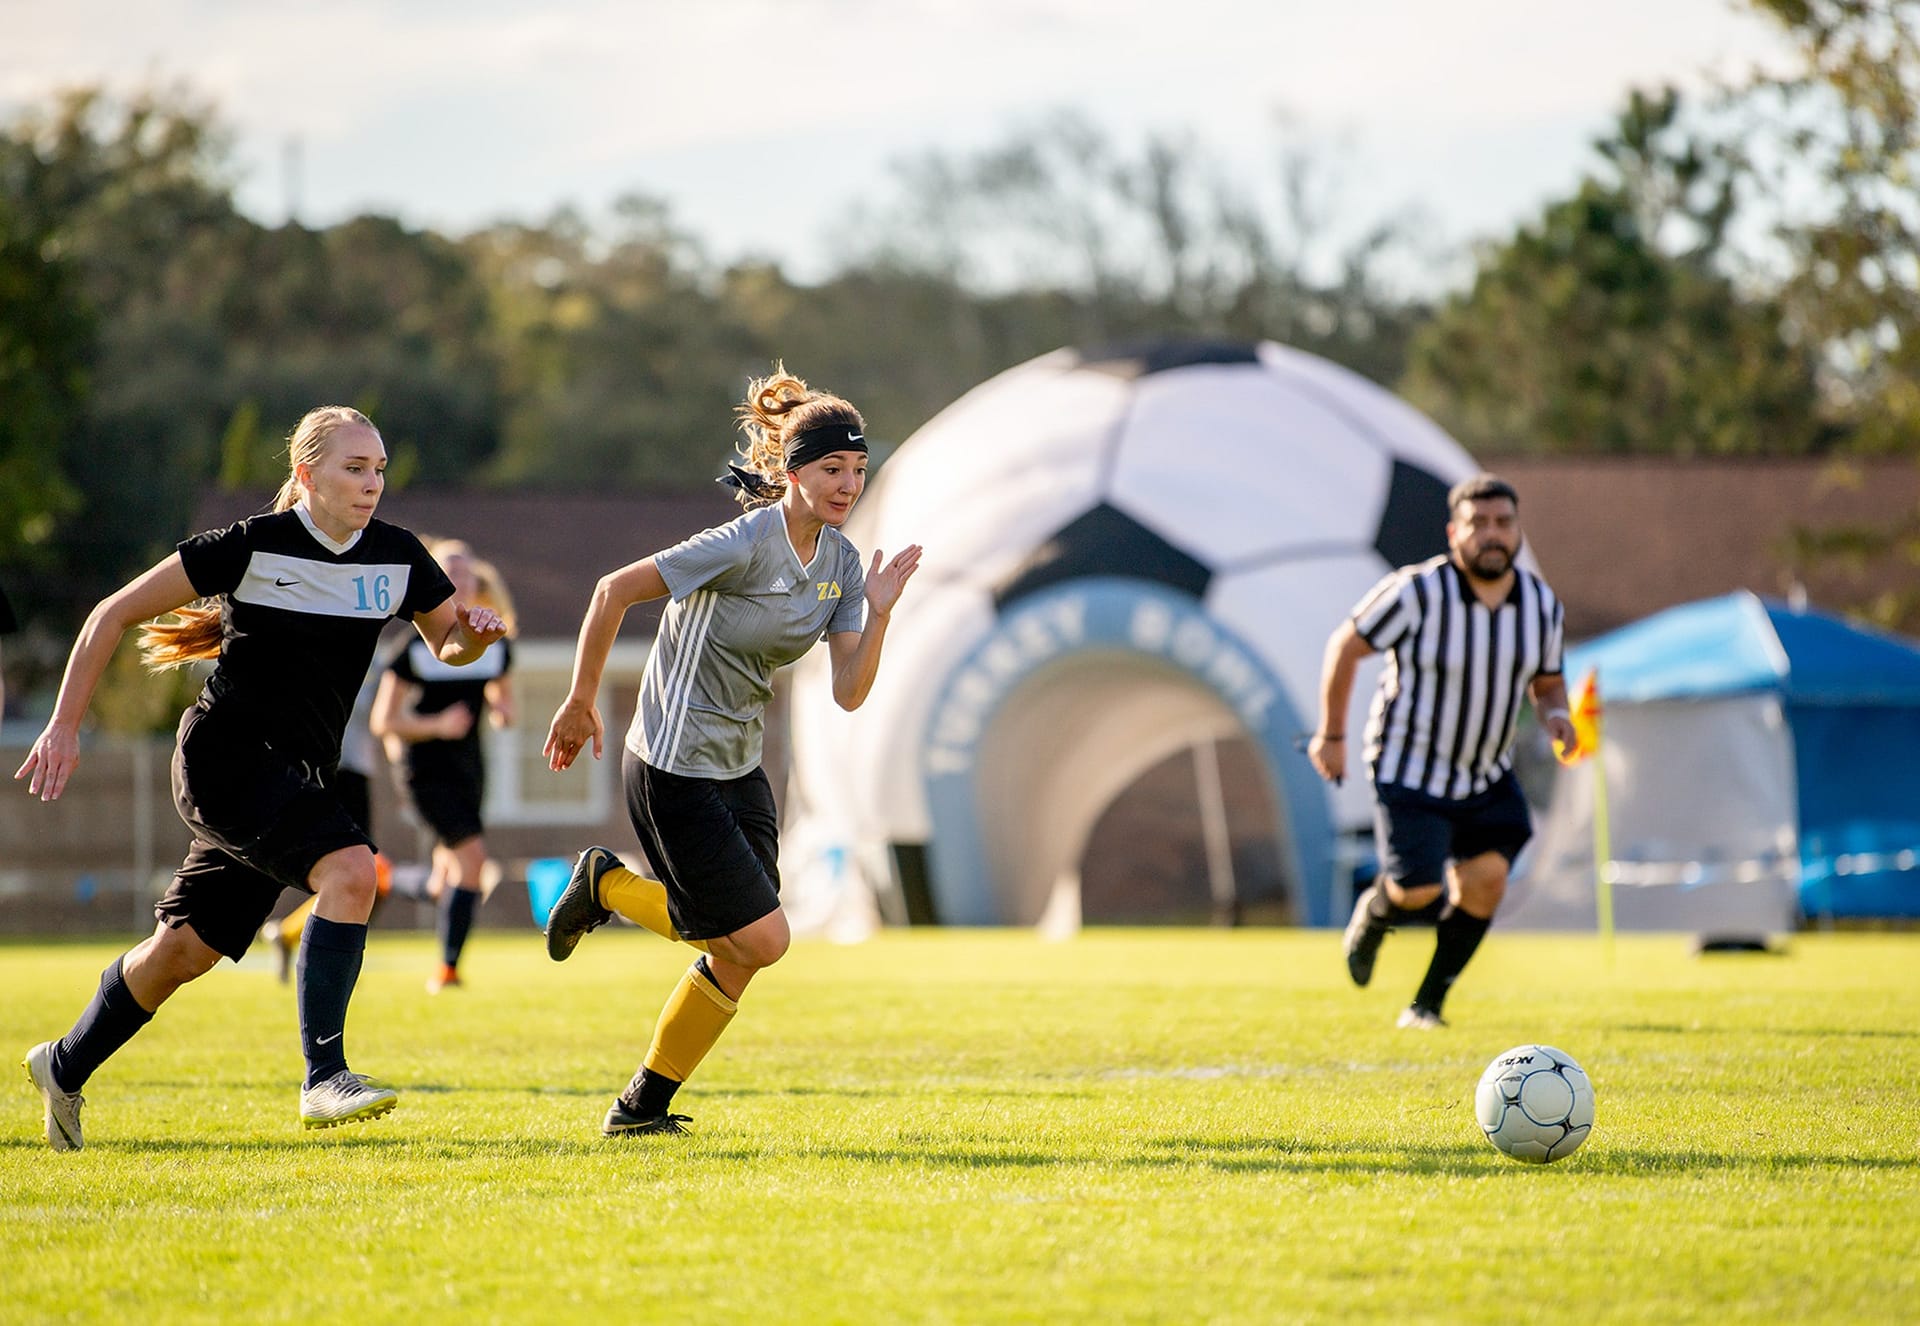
[
  {"left": 334, "top": 769, "right": 371, "bottom": 837},
  {"left": 406, "top": 770, "right": 485, "bottom": 846},
  {"left": 622, "top": 749, "right": 781, "bottom": 942},
  {"left": 158, "top": 703, "right": 373, "bottom": 960},
  {"left": 1372, "top": 771, "right": 1533, "bottom": 890}
]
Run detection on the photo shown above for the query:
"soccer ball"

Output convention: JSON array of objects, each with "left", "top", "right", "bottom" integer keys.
[{"left": 1475, "top": 1044, "right": 1596, "bottom": 1163}]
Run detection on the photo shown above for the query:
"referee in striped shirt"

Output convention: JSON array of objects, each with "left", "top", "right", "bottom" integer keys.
[{"left": 1309, "top": 474, "right": 1578, "bottom": 1029}]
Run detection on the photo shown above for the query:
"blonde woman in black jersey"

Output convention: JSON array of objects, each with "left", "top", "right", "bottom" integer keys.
[{"left": 17, "top": 406, "right": 505, "bottom": 1149}]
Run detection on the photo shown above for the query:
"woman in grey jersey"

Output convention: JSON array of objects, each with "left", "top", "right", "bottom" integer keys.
[{"left": 541, "top": 365, "right": 921, "bottom": 1136}]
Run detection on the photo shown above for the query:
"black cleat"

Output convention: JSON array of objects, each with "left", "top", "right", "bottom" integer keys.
[
  {"left": 602, "top": 1101, "right": 691, "bottom": 1136},
  {"left": 545, "top": 847, "right": 617, "bottom": 961},
  {"left": 1343, "top": 884, "right": 1391, "bottom": 988}
]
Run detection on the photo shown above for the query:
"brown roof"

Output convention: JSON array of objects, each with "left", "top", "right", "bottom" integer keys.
[
  {"left": 1485, "top": 456, "right": 1920, "bottom": 638},
  {"left": 193, "top": 487, "right": 741, "bottom": 638}
]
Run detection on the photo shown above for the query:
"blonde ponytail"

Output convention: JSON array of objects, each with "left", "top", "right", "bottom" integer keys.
[{"left": 138, "top": 607, "right": 225, "bottom": 670}]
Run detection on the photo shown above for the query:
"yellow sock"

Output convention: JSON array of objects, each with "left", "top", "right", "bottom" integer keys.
[
  {"left": 601, "top": 866, "right": 708, "bottom": 952},
  {"left": 642, "top": 959, "right": 738, "bottom": 1083},
  {"left": 280, "top": 897, "right": 315, "bottom": 948}
]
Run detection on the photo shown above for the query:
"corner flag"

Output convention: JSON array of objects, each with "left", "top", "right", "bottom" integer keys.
[{"left": 1555, "top": 667, "right": 1602, "bottom": 766}]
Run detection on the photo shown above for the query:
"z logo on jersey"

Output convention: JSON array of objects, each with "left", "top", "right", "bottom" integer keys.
[{"left": 816, "top": 581, "right": 842, "bottom": 601}]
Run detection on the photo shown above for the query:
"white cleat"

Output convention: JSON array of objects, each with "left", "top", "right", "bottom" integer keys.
[
  {"left": 23, "top": 1041, "right": 84, "bottom": 1152},
  {"left": 1395, "top": 1005, "right": 1449, "bottom": 1031},
  {"left": 299, "top": 1069, "right": 398, "bottom": 1131}
]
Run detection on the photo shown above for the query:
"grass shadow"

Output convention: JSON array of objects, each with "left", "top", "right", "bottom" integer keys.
[
  {"left": 1612, "top": 1022, "right": 1920, "bottom": 1041},
  {"left": 7, "top": 1128, "right": 1911, "bottom": 1179}
]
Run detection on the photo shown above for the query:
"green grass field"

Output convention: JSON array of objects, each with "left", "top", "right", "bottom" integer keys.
[{"left": 3, "top": 927, "right": 1917, "bottom": 1324}]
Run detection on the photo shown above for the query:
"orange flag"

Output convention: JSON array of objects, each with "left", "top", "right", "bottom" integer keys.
[{"left": 1555, "top": 666, "right": 1601, "bottom": 766}]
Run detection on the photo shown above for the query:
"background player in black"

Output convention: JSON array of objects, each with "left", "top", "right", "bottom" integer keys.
[
  {"left": 16, "top": 406, "right": 505, "bottom": 1149},
  {"left": 371, "top": 538, "right": 515, "bottom": 992}
]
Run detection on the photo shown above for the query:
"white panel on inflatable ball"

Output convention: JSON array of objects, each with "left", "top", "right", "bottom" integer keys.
[
  {"left": 853, "top": 462, "right": 1105, "bottom": 591},
  {"left": 1205, "top": 552, "right": 1397, "bottom": 833},
  {"left": 846, "top": 356, "right": 1130, "bottom": 584},
  {"left": 1108, "top": 364, "right": 1394, "bottom": 565},
  {"left": 1256, "top": 343, "right": 1481, "bottom": 485}
]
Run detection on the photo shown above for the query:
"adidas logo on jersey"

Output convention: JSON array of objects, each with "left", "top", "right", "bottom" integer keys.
[{"left": 769, "top": 577, "right": 790, "bottom": 592}]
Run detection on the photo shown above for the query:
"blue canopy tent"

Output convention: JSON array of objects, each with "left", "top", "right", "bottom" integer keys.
[{"left": 1508, "top": 592, "right": 1920, "bottom": 931}]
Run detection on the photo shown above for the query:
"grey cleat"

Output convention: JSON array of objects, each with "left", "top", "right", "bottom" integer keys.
[
  {"left": 299, "top": 1070, "right": 398, "bottom": 1130},
  {"left": 23, "top": 1041, "right": 84, "bottom": 1152},
  {"left": 544, "top": 847, "right": 617, "bottom": 961}
]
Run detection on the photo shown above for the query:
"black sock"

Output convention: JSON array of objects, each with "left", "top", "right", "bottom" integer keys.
[
  {"left": 621, "top": 1067, "right": 682, "bottom": 1118},
  {"left": 439, "top": 887, "right": 479, "bottom": 968},
  {"left": 1413, "top": 906, "right": 1492, "bottom": 1012},
  {"left": 48, "top": 956, "right": 154, "bottom": 1092},
  {"left": 297, "top": 915, "right": 367, "bottom": 1088}
]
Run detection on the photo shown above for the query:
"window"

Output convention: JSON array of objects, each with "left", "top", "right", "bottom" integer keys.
[{"left": 484, "top": 638, "right": 652, "bottom": 826}]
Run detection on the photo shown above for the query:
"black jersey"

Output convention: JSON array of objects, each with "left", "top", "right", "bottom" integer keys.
[
  {"left": 178, "top": 508, "right": 454, "bottom": 772},
  {"left": 389, "top": 635, "right": 512, "bottom": 784},
  {"left": 0, "top": 583, "right": 16, "bottom": 634}
]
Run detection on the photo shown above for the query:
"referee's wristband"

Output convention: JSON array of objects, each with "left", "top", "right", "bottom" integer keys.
[{"left": 1543, "top": 709, "right": 1570, "bottom": 721}]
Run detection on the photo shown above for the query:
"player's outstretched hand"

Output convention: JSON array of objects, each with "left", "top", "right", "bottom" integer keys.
[
  {"left": 460, "top": 603, "right": 508, "bottom": 647},
  {"left": 15, "top": 721, "right": 81, "bottom": 802},
  {"left": 866, "top": 544, "right": 924, "bottom": 619},
  {"left": 544, "top": 697, "right": 604, "bottom": 771}
]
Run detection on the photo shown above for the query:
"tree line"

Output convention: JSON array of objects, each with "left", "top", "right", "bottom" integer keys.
[{"left": 2, "top": 0, "right": 1916, "bottom": 706}]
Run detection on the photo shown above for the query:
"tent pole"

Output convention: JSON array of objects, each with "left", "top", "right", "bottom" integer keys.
[
  {"left": 1592, "top": 730, "right": 1615, "bottom": 968},
  {"left": 1193, "top": 738, "right": 1239, "bottom": 926}
]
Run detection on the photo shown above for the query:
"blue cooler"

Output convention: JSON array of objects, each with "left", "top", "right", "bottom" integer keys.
[{"left": 525, "top": 857, "right": 573, "bottom": 928}]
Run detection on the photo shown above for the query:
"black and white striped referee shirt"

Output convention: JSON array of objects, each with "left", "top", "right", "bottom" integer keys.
[{"left": 1350, "top": 554, "right": 1564, "bottom": 800}]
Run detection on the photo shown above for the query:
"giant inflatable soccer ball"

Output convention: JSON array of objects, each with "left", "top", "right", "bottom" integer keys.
[{"left": 781, "top": 340, "right": 1492, "bottom": 934}]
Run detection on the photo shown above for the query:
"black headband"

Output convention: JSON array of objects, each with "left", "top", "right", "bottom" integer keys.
[{"left": 785, "top": 423, "right": 867, "bottom": 471}]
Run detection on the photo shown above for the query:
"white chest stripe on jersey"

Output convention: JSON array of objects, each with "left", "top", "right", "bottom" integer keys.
[
  {"left": 234, "top": 551, "right": 413, "bottom": 620},
  {"left": 656, "top": 589, "right": 718, "bottom": 769},
  {"left": 406, "top": 637, "right": 508, "bottom": 682}
]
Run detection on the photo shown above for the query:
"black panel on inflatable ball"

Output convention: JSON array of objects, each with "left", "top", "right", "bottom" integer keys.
[
  {"left": 992, "top": 502, "right": 1213, "bottom": 611},
  {"left": 1070, "top": 339, "right": 1262, "bottom": 379},
  {"left": 1374, "top": 459, "right": 1454, "bottom": 569}
]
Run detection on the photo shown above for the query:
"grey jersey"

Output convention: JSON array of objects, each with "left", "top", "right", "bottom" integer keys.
[{"left": 626, "top": 504, "right": 866, "bottom": 778}]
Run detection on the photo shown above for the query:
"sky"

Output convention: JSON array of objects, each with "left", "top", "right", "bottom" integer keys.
[{"left": 3, "top": 0, "right": 1798, "bottom": 287}]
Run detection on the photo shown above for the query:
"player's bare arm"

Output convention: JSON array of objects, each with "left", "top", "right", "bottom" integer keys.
[
  {"left": 1311, "top": 619, "right": 1376, "bottom": 784},
  {"left": 15, "top": 555, "right": 199, "bottom": 802},
  {"left": 545, "top": 557, "right": 670, "bottom": 769}
]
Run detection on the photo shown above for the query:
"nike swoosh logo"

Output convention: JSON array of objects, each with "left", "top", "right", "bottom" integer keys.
[
  {"left": 847, "top": 432, "right": 864, "bottom": 442},
  {"left": 317, "top": 1032, "right": 342, "bottom": 1045},
  {"left": 275, "top": 577, "right": 300, "bottom": 587}
]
